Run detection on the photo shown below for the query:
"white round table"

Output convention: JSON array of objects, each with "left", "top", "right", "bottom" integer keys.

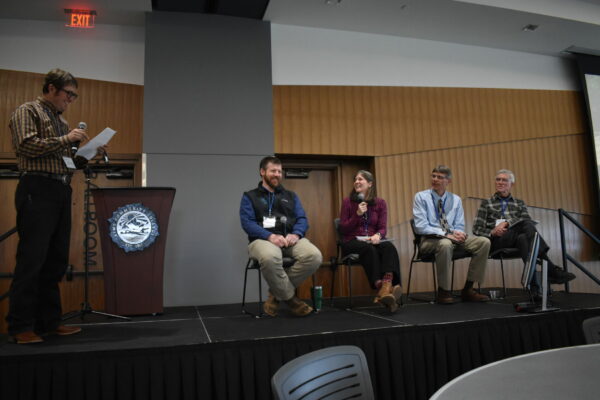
[{"left": 430, "top": 343, "right": 600, "bottom": 400}]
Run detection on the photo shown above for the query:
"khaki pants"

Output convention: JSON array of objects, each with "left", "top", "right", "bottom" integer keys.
[
  {"left": 419, "top": 236, "right": 490, "bottom": 291},
  {"left": 248, "top": 238, "right": 322, "bottom": 301}
]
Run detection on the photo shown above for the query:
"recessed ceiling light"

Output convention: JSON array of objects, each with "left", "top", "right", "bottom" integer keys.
[{"left": 522, "top": 24, "right": 539, "bottom": 32}]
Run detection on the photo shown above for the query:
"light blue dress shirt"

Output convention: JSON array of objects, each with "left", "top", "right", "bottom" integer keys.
[{"left": 413, "top": 189, "right": 465, "bottom": 236}]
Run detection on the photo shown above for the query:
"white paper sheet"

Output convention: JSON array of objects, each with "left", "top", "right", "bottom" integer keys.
[{"left": 75, "top": 127, "right": 117, "bottom": 160}]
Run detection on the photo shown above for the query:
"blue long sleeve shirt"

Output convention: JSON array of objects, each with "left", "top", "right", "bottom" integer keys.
[
  {"left": 412, "top": 189, "right": 465, "bottom": 236},
  {"left": 239, "top": 184, "right": 309, "bottom": 242}
]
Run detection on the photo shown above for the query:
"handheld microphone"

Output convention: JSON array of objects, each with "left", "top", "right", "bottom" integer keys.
[
  {"left": 357, "top": 193, "right": 367, "bottom": 220},
  {"left": 72, "top": 121, "right": 87, "bottom": 154},
  {"left": 280, "top": 216, "right": 287, "bottom": 236}
]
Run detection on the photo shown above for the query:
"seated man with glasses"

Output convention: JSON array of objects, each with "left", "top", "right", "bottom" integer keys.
[
  {"left": 413, "top": 165, "right": 491, "bottom": 304},
  {"left": 473, "top": 169, "right": 575, "bottom": 286}
]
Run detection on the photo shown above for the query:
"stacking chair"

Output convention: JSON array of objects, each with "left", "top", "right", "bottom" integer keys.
[
  {"left": 407, "top": 219, "right": 471, "bottom": 302},
  {"left": 582, "top": 316, "right": 600, "bottom": 344},
  {"left": 330, "top": 218, "right": 364, "bottom": 308},
  {"left": 242, "top": 256, "right": 318, "bottom": 317},
  {"left": 487, "top": 247, "right": 522, "bottom": 298},
  {"left": 271, "top": 345, "right": 374, "bottom": 400},
  {"left": 242, "top": 256, "right": 295, "bottom": 318}
]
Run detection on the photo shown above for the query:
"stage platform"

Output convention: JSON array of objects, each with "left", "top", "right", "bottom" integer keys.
[{"left": 1, "top": 289, "right": 600, "bottom": 399}]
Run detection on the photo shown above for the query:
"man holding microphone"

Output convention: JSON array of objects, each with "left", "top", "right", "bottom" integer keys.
[{"left": 7, "top": 68, "right": 104, "bottom": 344}]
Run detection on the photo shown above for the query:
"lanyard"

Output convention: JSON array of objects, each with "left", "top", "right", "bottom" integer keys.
[
  {"left": 267, "top": 192, "right": 275, "bottom": 216},
  {"left": 362, "top": 212, "right": 369, "bottom": 235},
  {"left": 432, "top": 193, "right": 447, "bottom": 221},
  {"left": 500, "top": 197, "right": 510, "bottom": 217}
]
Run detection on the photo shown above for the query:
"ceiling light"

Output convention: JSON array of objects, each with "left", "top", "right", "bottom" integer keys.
[{"left": 522, "top": 24, "right": 539, "bottom": 32}]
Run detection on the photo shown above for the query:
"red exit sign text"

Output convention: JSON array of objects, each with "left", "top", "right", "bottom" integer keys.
[{"left": 65, "top": 9, "right": 96, "bottom": 29}]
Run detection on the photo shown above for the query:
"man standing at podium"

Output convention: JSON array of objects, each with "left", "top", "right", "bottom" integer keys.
[
  {"left": 240, "top": 156, "right": 322, "bottom": 317},
  {"left": 7, "top": 68, "right": 101, "bottom": 344}
]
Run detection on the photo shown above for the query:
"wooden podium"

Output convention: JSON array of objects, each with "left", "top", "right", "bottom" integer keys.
[{"left": 92, "top": 187, "right": 176, "bottom": 315}]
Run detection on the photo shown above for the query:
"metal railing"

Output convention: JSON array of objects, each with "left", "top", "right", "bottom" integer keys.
[
  {"left": 0, "top": 226, "right": 17, "bottom": 302},
  {"left": 558, "top": 208, "right": 600, "bottom": 293}
]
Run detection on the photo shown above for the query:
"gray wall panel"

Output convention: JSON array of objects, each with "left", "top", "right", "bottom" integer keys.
[
  {"left": 144, "top": 12, "right": 273, "bottom": 305},
  {"left": 144, "top": 12, "right": 273, "bottom": 155},
  {"left": 147, "top": 154, "right": 267, "bottom": 306}
]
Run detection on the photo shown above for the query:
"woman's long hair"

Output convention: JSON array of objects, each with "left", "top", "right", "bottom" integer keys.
[{"left": 349, "top": 170, "right": 376, "bottom": 204}]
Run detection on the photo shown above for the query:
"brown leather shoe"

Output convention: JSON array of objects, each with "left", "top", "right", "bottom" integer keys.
[
  {"left": 263, "top": 293, "right": 279, "bottom": 317},
  {"left": 285, "top": 296, "right": 313, "bottom": 317},
  {"left": 51, "top": 325, "right": 82, "bottom": 336},
  {"left": 437, "top": 288, "right": 455, "bottom": 304},
  {"left": 461, "top": 288, "right": 490, "bottom": 302},
  {"left": 392, "top": 285, "right": 403, "bottom": 306},
  {"left": 374, "top": 281, "right": 398, "bottom": 312},
  {"left": 10, "top": 331, "right": 44, "bottom": 344}
]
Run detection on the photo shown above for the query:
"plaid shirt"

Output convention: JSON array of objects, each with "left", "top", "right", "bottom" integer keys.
[
  {"left": 472, "top": 193, "right": 531, "bottom": 238},
  {"left": 9, "top": 97, "right": 73, "bottom": 174}
]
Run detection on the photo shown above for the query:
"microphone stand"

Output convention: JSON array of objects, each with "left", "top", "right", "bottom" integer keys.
[{"left": 63, "top": 152, "right": 130, "bottom": 322}]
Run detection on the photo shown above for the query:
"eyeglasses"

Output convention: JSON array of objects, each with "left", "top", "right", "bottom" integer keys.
[
  {"left": 60, "top": 88, "right": 79, "bottom": 100},
  {"left": 431, "top": 174, "right": 448, "bottom": 180}
]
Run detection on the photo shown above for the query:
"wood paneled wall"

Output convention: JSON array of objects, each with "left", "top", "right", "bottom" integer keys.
[
  {"left": 0, "top": 69, "right": 143, "bottom": 333},
  {"left": 0, "top": 69, "right": 143, "bottom": 154},
  {"left": 274, "top": 86, "right": 585, "bottom": 156},
  {"left": 274, "top": 85, "right": 600, "bottom": 295}
]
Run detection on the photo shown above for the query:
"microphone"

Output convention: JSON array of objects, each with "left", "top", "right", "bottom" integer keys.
[
  {"left": 71, "top": 121, "right": 87, "bottom": 154},
  {"left": 357, "top": 193, "right": 367, "bottom": 220},
  {"left": 280, "top": 216, "right": 287, "bottom": 237}
]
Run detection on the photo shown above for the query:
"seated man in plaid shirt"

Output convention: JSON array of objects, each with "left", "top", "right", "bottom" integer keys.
[{"left": 472, "top": 169, "right": 575, "bottom": 285}]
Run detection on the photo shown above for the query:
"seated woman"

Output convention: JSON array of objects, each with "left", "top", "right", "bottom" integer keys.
[{"left": 338, "top": 170, "right": 402, "bottom": 312}]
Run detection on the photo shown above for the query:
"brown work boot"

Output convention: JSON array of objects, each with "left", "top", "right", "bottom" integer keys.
[
  {"left": 374, "top": 281, "right": 397, "bottom": 312},
  {"left": 437, "top": 288, "right": 455, "bottom": 305},
  {"left": 461, "top": 288, "right": 490, "bottom": 302},
  {"left": 51, "top": 325, "right": 82, "bottom": 336},
  {"left": 285, "top": 296, "right": 313, "bottom": 317},
  {"left": 10, "top": 331, "right": 44, "bottom": 344},
  {"left": 263, "top": 293, "right": 280, "bottom": 317},
  {"left": 392, "top": 285, "right": 403, "bottom": 306}
]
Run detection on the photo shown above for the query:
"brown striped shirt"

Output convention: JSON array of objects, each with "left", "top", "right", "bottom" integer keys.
[{"left": 9, "top": 97, "right": 73, "bottom": 174}]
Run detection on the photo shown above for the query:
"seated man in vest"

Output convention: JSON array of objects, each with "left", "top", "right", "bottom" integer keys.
[
  {"left": 472, "top": 169, "right": 575, "bottom": 286},
  {"left": 240, "top": 156, "right": 322, "bottom": 317},
  {"left": 413, "top": 165, "right": 491, "bottom": 304}
]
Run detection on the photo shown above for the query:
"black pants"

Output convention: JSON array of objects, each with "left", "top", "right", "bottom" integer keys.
[
  {"left": 341, "top": 240, "right": 401, "bottom": 289},
  {"left": 6, "top": 175, "right": 72, "bottom": 335},
  {"left": 491, "top": 219, "right": 553, "bottom": 266}
]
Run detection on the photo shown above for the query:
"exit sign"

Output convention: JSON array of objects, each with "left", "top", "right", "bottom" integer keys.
[{"left": 64, "top": 9, "right": 96, "bottom": 29}]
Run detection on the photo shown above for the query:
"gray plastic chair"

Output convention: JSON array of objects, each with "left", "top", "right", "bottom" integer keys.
[
  {"left": 271, "top": 345, "right": 374, "bottom": 400},
  {"left": 582, "top": 316, "right": 600, "bottom": 344}
]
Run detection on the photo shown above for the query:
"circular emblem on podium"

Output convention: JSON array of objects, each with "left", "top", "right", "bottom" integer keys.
[{"left": 108, "top": 203, "right": 159, "bottom": 252}]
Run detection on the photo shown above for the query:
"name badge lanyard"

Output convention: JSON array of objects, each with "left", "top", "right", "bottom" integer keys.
[
  {"left": 432, "top": 193, "right": 447, "bottom": 222},
  {"left": 267, "top": 192, "right": 275, "bottom": 217},
  {"left": 500, "top": 198, "right": 510, "bottom": 218},
  {"left": 363, "top": 210, "right": 369, "bottom": 235}
]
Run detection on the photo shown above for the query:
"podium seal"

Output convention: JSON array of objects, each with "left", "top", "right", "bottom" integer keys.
[{"left": 108, "top": 203, "right": 159, "bottom": 252}]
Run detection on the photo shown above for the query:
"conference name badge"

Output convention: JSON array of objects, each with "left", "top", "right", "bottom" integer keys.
[{"left": 108, "top": 203, "right": 159, "bottom": 252}]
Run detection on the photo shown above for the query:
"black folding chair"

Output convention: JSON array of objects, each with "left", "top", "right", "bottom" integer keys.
[
  {"left": 407, "top": 219, "right": 470, "bottom": 302},
  {"left": 330, "top": 218, "right": 365, "bottom": 308}
]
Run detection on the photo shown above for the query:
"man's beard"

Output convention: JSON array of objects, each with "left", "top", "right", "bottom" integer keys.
[{"left": 265, "top": 177, "right": 280, "bottom": 190}]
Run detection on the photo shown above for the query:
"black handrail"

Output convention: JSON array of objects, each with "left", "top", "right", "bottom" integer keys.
[
  {"left": 558, "top": 208, "right": 600, "bottom": 293},
  {"left": 0, "top": 227, "right": 17, "bottom": 302},
  {"left": 0, "top": 226, "right": 17, "bottom": 243}
]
